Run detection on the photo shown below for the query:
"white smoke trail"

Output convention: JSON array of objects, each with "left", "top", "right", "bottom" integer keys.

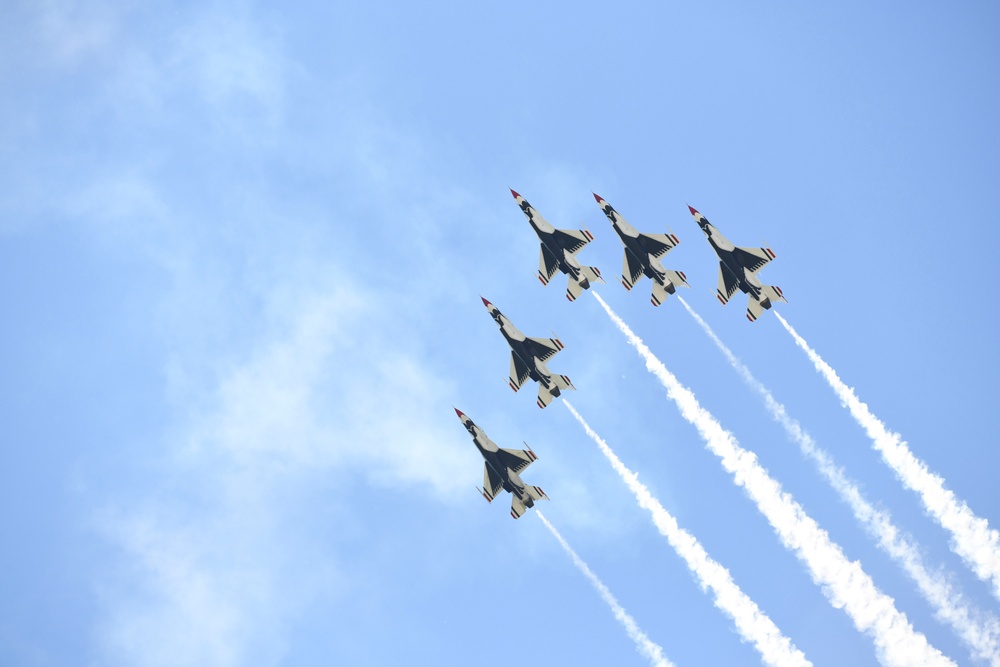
[
  {"left": 536, "top": 510, "right": 676, "bottom": 667},
  {"left": 592, "top": 292, "right": 955, "bottom": 667},
  {"left": 563, "top": 400, "right": 811, "bottom": 667},
  {"left": 775, "top": 312, "right": 1000, "bottom": 603},
  {"left": 680, "top": 298, "right": 1000, "bottom": 667}
]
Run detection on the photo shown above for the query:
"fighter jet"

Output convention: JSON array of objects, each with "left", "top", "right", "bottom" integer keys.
[
  {"left": 593, "top": 193, "right": 690, "bottom": 306},
  {"left": 687, "top": 205, "right": 787, "bottom": 322},
  {"left": 510, "top": 189, "right": 604, "bottom": 301},
  {"left": 455, "top": 408, "right": 549, "bottom": 519},
  {"left": 481, "top": 297, "right": 574, "bottom": 408}
]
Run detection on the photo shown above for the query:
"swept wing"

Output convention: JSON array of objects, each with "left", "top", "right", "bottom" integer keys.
[
  {"left": 524, "top": 336, "right": 564, "bottom": 363},
  {"left": 733, "top": 246, "right": 776, "bottom": 274},
  {"left": 482, "top": 464, "right": 504, "bottom": 502},
  {"left": 508, "top": 353, "right": 531, "bottom": 392},
  {"left": 716, "top": 265, "right": 740, "bottom": 306}
]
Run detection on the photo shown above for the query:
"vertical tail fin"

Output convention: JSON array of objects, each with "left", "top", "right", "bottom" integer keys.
[
  {"left": 747, "top": 286, "right": 786, "bottom": 322},
  {"left": 566, "top": 278, "right": 585, "bottom": 302}
]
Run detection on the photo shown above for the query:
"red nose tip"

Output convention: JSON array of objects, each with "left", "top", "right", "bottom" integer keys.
[
  {"left": 481, "top": 296, "right": 493, "bottom": 308},
  {"left": 593, "top": 192, "right": 604, "bottom": 203},
  {"left": 510, "top": 188, "right": 520, "bottom": 199},
  {"left": 687, "top": 205, "right": 700, "bottom": 217},
  {"left": 454, "top": 408, "right": 466, "bottom": 419}
]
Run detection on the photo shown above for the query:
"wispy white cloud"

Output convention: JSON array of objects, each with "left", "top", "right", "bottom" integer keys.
[
  {"left": 681, "top": 297, "right": 1000, "bottom": 667},
  {"left": 94, "top": 269, "right": 471, "bottom": 666},
  {"left": 594, "top": 293, "right": 955, "bottom": 667},
  {"left": 564, "top": 401, "right": 811, "bottom": 667},
  {"left": 50, "top": 6, "right": 485, "bottom": 665},
  {"left": 776, "top": 312, "right": 1000, "bottom": 603}
]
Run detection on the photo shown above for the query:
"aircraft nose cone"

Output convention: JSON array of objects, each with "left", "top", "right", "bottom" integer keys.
[
  {"left": 687, "top": 205, "right": 700, "bottom": 217},
  {"left": 480, "top": 296, "right": 493, "bottom": 308},
  {"left": 510, "top": 188, "right": 521, "bottom": 199},
  {"left": 454, "top": 407, "right": 466, "bottom": 419},
  {"left": 592, "top": 192, "right": 604, "bottom": 203}
]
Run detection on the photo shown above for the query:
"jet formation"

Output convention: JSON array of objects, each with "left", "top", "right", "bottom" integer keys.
[
  {"left": 460, "top": 192, "right": 787, "bottom": 518},
  {"left": 455, "top": 408, "right": 549, "bottom": 519}
]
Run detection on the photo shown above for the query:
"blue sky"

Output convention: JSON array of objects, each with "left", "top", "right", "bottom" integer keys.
[{"left": 2, "top": 1, "right": 999, "bottom": 665}]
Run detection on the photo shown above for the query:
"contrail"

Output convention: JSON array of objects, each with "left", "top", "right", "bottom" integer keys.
[
  {"left": 563, "top": 400, "right": 811, "bottom": 667},
  {"left": 592, "top": 292, "right": 955, "bottom": 667},
  {"left": 775, "top": 312, "right": 1000, "bottom": 602},
  {"left": 536, "top": 510, "right": 675, "bottom": 667},
  {"left": 680, "top": 298, "right": 1000, "bottom": 667}
]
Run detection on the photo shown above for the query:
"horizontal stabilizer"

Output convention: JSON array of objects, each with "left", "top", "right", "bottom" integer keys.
[
  {"left": 746, "top": 286, "right": 784, "bottom": 322},
  {"left": 566, "top": 278, "right": 585, "bottom": 302},
  {"left": 511, "top": 496, "right": 526, "bottom": 519},
  {"left": 650, "top": 270, "right": 689, "bottom": 306},
  {"left": 761, "top": 284, "right": 786, "bottom": 304},
  {"left": 554, "top": 374, "right": 575, "bottom": 391},
  {"left": 536, "top": 376, "right": 574, "bottom": 409},
  {"left": 510, "top": 487, "right": 548, "bottom": 519},
  {"left": 581, "top": 266, "right": 604, "bottom": 285},
  {"left": 663, "top": 269, "right": 689, "bottom": 289},
  {"left": 565, "top": 265, "right": 604, "bottom": 302},
  {"left": 526, "top": 485, "right": 549, "bottom": 501}
]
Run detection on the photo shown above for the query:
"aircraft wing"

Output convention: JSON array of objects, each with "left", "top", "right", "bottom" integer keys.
[
  {"left": 497, "top": 447, "right": 537, "bottom": 475},
  {"left": 733, "top": 246, "right": 776, "bottom": 274},
  {"left": 639, "top": 232, "right": 680, "bottom": 258},
  {"left": 716, "top": 264, "right": 740, "bottom": 306},
  {"left": 482, "top": 464, "right": 504, "bottom": 502},
  {"left": 622, "top": 249, "right": 644, "bottom": 290},
  {"left": 553, "top": 228, "right": 594, "bottom": 255},
  {"left": 538, "top": 245, "right": 560, "bottom": 286},
  {"left": 508, "top": 353, "right": 531, "bottom": 392},
  {"left": 524, "top": 336, "right": 564, "bottom": 363}
]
